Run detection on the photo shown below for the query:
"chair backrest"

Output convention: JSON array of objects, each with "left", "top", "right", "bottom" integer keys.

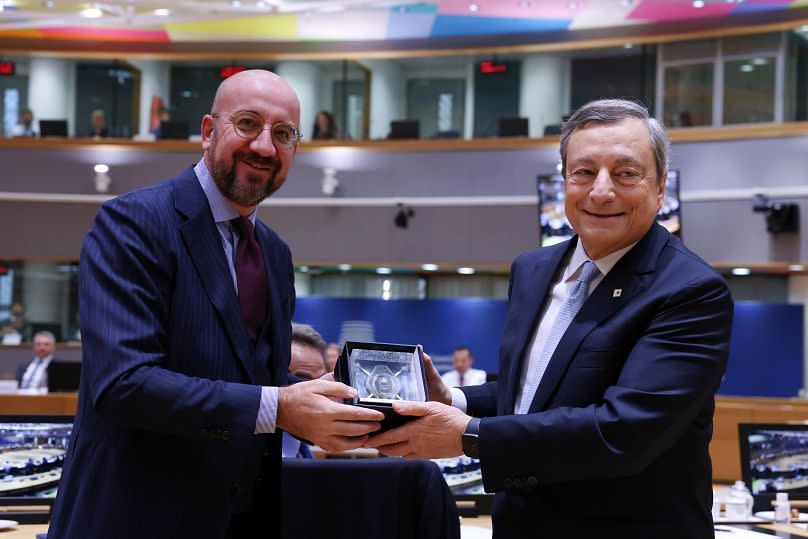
[{"left": 281, "top": 458, "right": 460, "bottom": 539}]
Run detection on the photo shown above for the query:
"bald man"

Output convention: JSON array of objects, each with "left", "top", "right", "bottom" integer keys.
[{"left": 48, "top": 70, "right": 383, "bottom": 539}]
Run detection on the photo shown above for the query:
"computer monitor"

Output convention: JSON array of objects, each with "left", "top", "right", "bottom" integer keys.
[
  {"left": 498, "top": 117, "right": 528, "bottom": 137},
  {"left": 388, "top": 120, "right": 419, "bottom": 140},
  {"left": 158, "top": 121, "right": 190, "bottom": 140},
  {"left": 0, "top": 415, "right": 73, "bottom": 501},
  {"left": 39, "top": 120, "right": 68, "bottom": 138},
  {"left": 739, "top": 423, "right": 808, "bottom": 511},
  {"left": 47, "top": 361, "right": 81, "bottom": 393}
]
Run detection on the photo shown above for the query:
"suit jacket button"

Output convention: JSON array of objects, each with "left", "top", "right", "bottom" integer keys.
[{"left": 230, "top": 484, "right": 241, "bottom": 497}]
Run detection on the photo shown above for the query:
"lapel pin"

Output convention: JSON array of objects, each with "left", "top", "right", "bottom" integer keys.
[{"left": 613, "top": 289, "right": 622, "bottom": 298}]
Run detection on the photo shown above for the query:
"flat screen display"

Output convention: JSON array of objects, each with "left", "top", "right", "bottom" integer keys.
[
  {"left": 0, "top": 416, "right": 73, "bottom": 499},
  {"left": 739, "top": 424, "right": 808, "bottom": 497},
  {"left": 537, "top": 170, "right": 681, "bottom": 247}
]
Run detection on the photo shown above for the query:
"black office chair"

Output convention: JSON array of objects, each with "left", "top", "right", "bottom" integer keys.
[{"left": 281, "top": 458, "right": 460, "bottom": 539}]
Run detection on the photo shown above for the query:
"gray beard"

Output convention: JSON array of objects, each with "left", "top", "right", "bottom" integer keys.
[{"left": 210, "top": 154, "right": 279, "bottom": 207}]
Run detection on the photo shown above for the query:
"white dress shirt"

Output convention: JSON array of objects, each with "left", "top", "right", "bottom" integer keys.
[
  {"left": 441, "top": 368, "right": 487, "bottom": 388},
  {"left": 20, "top": 354, "right": 54, "bottom": 391},
  {"left": 451, "top": 239, "right": 637, "bottom": 413}
]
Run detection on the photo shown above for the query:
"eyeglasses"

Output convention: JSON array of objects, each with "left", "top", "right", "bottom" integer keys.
[{"left": 211, "top": 111, "right": 301, "bottom": 148}]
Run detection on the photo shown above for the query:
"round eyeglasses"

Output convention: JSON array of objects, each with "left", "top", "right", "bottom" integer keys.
[{"left": 211, "top": 111, "right": 301, "bottom": 148}]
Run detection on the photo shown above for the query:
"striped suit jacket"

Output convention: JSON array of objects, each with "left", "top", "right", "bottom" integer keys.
[{"left": 48, "top": 166, "right": 295, "bottom": 538}]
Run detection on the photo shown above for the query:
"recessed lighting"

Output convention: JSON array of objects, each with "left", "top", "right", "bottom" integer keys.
[
  {"left": 382, "top": 279, "right": 391, "bottom": 292},
  {"left": 731, "top": 267, "right": 751, "bottom": 276},
  {"left": 788, "top": 264, "right": 806, "bottom": 272},
  {"left": 153, "top": 8, "right": 170, "bottom": 16},
  {"left": 421, "top": 264, "right": 439, "bottom": 271},
  {"left": 80, "top": 6, "right": 103, "bottom": 17},
  {"left": 468, "top": 3, "right": 479, "bottom": 12},
  {"left": 94, "top": 164, "right": 109, "bottom": 173},
  {"left": 739, "top": 64, "right": 754, "bottom": 73},
  {"left": 457, "top": 267, "right": 476, "bottom": 275},
  {"left": 337, "top": 264, "right": 352, "bottom": 271},
  {"left": 376, "top": 267, "right": 392, "bottom": 275},
  {"left": 297, "top": 265, "right": 309, "bottom": 273},
  {"left": 692, "top": 0, "right": 704, "bottom": 7},
  {"left": 624, "top": 43, "right": 634, "bottom": 49}
]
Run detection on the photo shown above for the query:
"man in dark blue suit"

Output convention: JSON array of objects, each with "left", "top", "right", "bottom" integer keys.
[
  {"left": 367, "top": 100, "right": 733, "bottom": 538},
  {"left": 48, "top": 70, "right": 383, "bottom": 539}
]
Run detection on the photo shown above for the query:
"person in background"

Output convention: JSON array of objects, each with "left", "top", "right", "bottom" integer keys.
[
  {"left": 1, "top": 302, "right": 29, "bottom": 344},
  {"left": 311, "top": 110, "right": 342, "bottom": 140},
  {"left": 151, "top": 106, "right": 172, "bottom": 138},
  {"left": 325, "top": 342, "right": 341, "bottom": 372},
  {"left": 283, "top": 323, "right": 329, "bottom": 458},
  {"left": 89, "top": 109, "right": 109, "bottom": 138},
  {"left": 440, "top": 346, "right": 486, "bottom": 388},
  {"left": 366, "top": 99, "right": 733, "bottom": 538},
  {"left": 12, "top": 108, "right": 38, "bottom": 137},
  {"left": 47, "top": 69, "right": 383, "bottom": 539},
  {"left": 15, "top": 331, "right": 59, "bottom": 391}
]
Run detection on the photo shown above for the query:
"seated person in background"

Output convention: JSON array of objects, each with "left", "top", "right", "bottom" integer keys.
[
  {"left": 311, "top": 110, "right": 342, "bottom": 140},
  {"left": 16, "top": 331, "right": 60, "bottom": 391},
  {"left": 325, "top": 342, "right": 341, "bottom": 372},
  {"left": 150, "top": 106, "right": 171, "bottom": 138},
  {"left": 284, "top": 323, "right": 329, "bottom": 458},
  {"left": 1, "top": 301, "right": 29, "bottom": 343},
  {"left": 12, "top": 108, "right": 39, "bottom": 137},
  {"left": 89, "top": 109, "right": 109, "bottom": 138},
  {"left": 440, "top": 345, "right": 486, "bottom": 388}
]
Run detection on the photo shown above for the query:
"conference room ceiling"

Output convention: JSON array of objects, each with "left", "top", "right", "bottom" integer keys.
[{"left": 0, "top": 0, "right": 807, "bottom": 44}]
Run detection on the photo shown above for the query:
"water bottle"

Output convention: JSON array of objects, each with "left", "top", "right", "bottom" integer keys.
[
  {"left": 725, "top": 480, "right": 754, "bottom": 520},
  {"left": 774, "top": 492, "right": 791, "bottom": 524}
]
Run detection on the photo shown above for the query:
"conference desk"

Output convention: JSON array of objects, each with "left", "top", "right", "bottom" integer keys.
[{"left": 2, "top": 393, "right": 808, "bottom": 483}]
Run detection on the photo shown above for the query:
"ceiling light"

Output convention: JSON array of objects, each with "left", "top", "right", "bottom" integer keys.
[
  {"left": 619, "top": 0, "right": 633, "bottom": 6},
  {"left": 624, "top": 43, "right": 634, "bottom": 49},
  {"left": 382, "top": 279, "right": 391, "bottom": 292},
  {"left": 376, "top": 267, "right": 392, "bottom": 275},
  {"left": 93, "top": 164, "right": 109, "bottom": 174},
  {"left": 692, "top": 0, "right": 704, "bottom": 7},
  {"left": 256, "top": 0, "right": 268, "bottom": 7},
  {"left": 457, "top": 267, "right": 476, "bottom": 275},
  {"left": 337, "top": 264, "right": 352, "bottom": 271},
  {"left": 468, "top": 3, "right": 479, "bottom": 12},
  {"left": 153, "top": 8, "right": 170, "bottom": 16},
  {"left": 382, "top": 290, "right": 391, "bottom": 300},
  {"left": 231, "top": 0, "right": 241, "bottom": 7},
  {"left": 731, "top": 267, "right": 751, "bottom": 276},
  {"left": 0, "top": 5, "right": 4, "bottom": 11},
  {"left": 751, "top": 57, "right": 769, "bottom": 66},
  {"left": 297, "top": 265, "right": 309, "bottom": 273},
  {"left": 788, "top": 264, "right": 806, "bottom": 272},
  {"left": 42, "top": 0, "right": 54, "bottom": 6},
  {"left": 567, "top": 2, "right": 579, "bottom": 8},
  {"left": 80, "top": 6, "right": 103, "bottom": 17},
  {"left": 739, "top": 64, "right": 753, "bottom": 73},
  {"left": 421, "top": 264, "right": 439, "bottom": 271}
]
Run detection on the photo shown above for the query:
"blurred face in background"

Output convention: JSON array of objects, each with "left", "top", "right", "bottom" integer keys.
[
  {"left": 452, "top": 349, "right": 473, "bottom": 374},
  {"left": 33, "top": 335, "right": 55, "bottom": 359},
  {"left": 290, "top": 342, "right": 327, "bottom": 381},
  {"left": 325, "top": 343, "right": 341, "bottom": 372}
]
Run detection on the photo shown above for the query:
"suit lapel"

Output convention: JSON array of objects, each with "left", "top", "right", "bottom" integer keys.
[
  {"left": 173, "top": 168, "right": 255, "bottom": 383},
  {"left": 504, "top": 242, "right": 572, "bottom": 413},
  {"left": 526, "top": 224, "right": 669, "bottom": 413}
]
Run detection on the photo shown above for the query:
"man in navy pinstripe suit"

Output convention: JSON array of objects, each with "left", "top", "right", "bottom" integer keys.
[{"left": 48, "top": 70, "right": 383, "bottom": 538}]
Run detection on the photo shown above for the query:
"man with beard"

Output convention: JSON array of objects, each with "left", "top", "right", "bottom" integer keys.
[{"left": 48, "top": 70, "right": 383, "bottom": 539}]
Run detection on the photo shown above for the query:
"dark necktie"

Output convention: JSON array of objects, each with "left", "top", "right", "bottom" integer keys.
[
  {"left": 231, "top": 217, "right": 267, "bottom": 342},
  {"left": 459, "top": 372, "right": 464, "bottom": 388}
]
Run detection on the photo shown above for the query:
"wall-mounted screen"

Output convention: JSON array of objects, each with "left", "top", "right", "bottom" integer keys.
[{"left": 537, "top": 170, "right": 680, "bottom": 247}]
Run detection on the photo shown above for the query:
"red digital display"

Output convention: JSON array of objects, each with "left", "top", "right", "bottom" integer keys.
[
  {"left": 0, "top": 265, "right": 8, "bottom": 275},
  {"left": 480, "top": 61, "right": 506, "bottom": 74},
  {"left": 0, "top": 62, "right": 15, "bottom": 76},
  {"left": 220, "top": 66, "right": 247, "bottom": 78}
]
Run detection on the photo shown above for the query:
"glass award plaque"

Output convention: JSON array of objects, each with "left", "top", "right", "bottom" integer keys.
[{"left": 334, "top": 341, "right": 429, "bottom": 431}]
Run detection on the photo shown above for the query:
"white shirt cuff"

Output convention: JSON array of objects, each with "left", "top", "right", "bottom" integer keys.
[
  {"left": 450, "top": 387, "right": 468, "bottom": 413},
  {"left": 255, "top": 386, "right": 278, "bottom": 434}
]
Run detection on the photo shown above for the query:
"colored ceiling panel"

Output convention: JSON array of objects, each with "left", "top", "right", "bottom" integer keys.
[
  {"left": 40, "top": 26, "right": 169, "bottom": 41},
  {"left": 732, "top": 1, "right": 794, "bottom": 15},
  {"left": 431, "top": 14, "right": 571, "bottom": 37},
  {"left": 629, "top": 0, "right": 735, "bottom": 22},
  {"left": 386, "top": 12, "right": 437, "bottom": 39},
  {"left": 438, "top": 0, "right": 589, "bottom": 19},
  {"left": 297, "top": 11, "right": 390, "bottom": 40},
  {"left": 165, "top": 14, "right": 297, "bottom": 40},
  {"left": 391, "top": 2, "right": 440, "bottom": 14},
  {"left": 570, "top": 1, "right": 641, "bottom": 30}
]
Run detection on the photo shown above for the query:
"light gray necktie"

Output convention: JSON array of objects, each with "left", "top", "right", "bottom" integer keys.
[{"left": 517, "top": 260, "right": 600, "bottom": 414}]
